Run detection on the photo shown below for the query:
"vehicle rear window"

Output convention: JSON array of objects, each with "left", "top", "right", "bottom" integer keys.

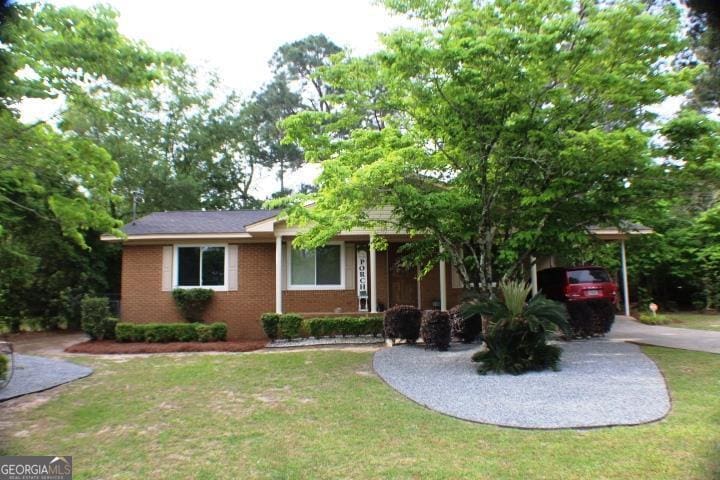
[{"left": 567, "top": 269, "right": 611, "bottom": 284}]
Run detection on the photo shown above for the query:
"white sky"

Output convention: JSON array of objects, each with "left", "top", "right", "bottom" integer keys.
[{"left": 27, "top": 0, "right": 409, "bottom": 198}]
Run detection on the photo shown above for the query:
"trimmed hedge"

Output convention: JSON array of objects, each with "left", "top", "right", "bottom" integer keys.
[
  {"left": 171, "top": 288, "right": 214, "bottom": 323},
  {"left": 302, "top": 316, "right": 383, "bottom": 339},
  {"left": 115, "top": 322, "right": 227, "bottom": 343},
  {"left": 449, "top": 305, "right": 482, "bottom": 343},
  {"left": 0, "top": 354, "right": 7, "bottom": 382},
  {"left": 566, "top": 299, "right": 615, "bottom": 337},
  {"left": 421, "top": 310, "right": 451, "bottom": 351},
  {"left": 383, "top": 305, "right": 422, "bottom": 344},
  {"left": 261, "top": 313, "right": 280, "bottom": 341},
  {"left": 259, "top": 313, "right": 384, "bottom": 340},
  {"left": 80, "top": 296, "right": 117, "bottom": 340}
]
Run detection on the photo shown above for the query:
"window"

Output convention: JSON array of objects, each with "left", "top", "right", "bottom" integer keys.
[
  {"left": 567, "top": 268, "right": 611, "bottom": 285},
  {"left": 175, "top": 246, "right": 227, "bottom": 289},
  {"left": 289, "top": 244, "right": 343, "bottom": 289}
]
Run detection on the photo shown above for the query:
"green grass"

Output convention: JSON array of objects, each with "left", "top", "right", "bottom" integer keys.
[
  {"left": 662, "top": 312, "right": 720, "bottom": 332},
  {"left": 2, "top": 347, "right": 720, "bottom": 479}
]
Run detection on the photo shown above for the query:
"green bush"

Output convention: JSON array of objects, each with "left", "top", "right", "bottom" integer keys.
[
  {"left": 279, "top": 313, "right": 303, "bottom": 340},
  {"left": 114, "top": 322, "right": 227, "bottom": 343},
  {"left": 196, "top": 324, "right": 212, "bottom": 342},
  {"left": 464, "top": 281, "right": 570, "bottom": 375},
  {"left": 0, "top": 354, "right": 8, "bottom": 382},
  {"left": 639, "top": 313, "right": 671, "bottom": 325},
  {"left": 299, "top": 316, "right": 384, "bottom": 339},
  {"left": 116, "top": 323, "right": 146, "bottom": 342},
  {"left": 171, "top": 288, "right": 214, "bottom": 323},
  {"left": 210, "top": 322, "right": 228, "bottom": 341},
  {"left": 261, "top": 313, "right": 280, "bottom": 341},
  {"left": 80, "top": 296, "right": 117, "bottom": 340}
]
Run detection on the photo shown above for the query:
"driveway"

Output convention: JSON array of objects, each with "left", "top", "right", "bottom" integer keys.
[{"left": 609, "top": 315, "right": 720, "bottom": 354}]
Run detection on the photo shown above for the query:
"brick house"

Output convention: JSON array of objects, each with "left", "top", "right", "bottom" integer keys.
[{"left": 103, "top": 209, "right": 650, "bottom": 340}]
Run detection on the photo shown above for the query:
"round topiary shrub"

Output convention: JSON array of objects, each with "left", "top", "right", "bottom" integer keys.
[
  {"left": 449, "top": 305, "right": 482, "bottom": 343},
  {"left": 172, "top": 288, "right": 214, "bottom": 323},
  {"left": 421, "top": 310, "right": 451, "bottom": 351},
  {"left": 383, "top": 305, "right": 421, "bottom": 344}
]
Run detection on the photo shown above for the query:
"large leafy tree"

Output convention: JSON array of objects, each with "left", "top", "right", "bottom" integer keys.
[
  {"left": 0, "top": 3, "right": 173, "bottom": 329},
  {"left": 275, "top": 0, "right": 692, "bottom": 295}
]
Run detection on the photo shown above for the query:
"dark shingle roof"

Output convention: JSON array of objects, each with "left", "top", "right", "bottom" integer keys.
[{"left": 123, "top": 210, "right": 279, "bottom": 235}]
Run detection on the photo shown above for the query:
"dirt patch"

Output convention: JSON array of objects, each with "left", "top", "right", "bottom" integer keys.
[{"left": 64, "top": 340, "right": 266, "bottom": 354}]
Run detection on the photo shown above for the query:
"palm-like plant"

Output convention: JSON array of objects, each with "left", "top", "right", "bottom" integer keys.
[{"left": 463, "top": 280, "right": 570, "bottom": 375}]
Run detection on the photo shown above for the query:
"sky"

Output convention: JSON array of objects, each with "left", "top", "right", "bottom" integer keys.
[{"left": 28, "top": 0, "right": 410, "bottom": 197}]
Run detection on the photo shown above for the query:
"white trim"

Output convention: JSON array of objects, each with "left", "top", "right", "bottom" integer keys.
[
  {"left": 620, "top": 239, "right": 630, "bottom": 316},
  {"left": 439, "top": 258, "right": 447, "bottom": 311},
  {"left": 370, "top": 239, "right": 377, "bottom": 313},
  {"left": 286, "top": 241, "right": 346, "bottom": 290},
  {"left": 275, "top": 235, "right": 283, "bottom": 313},
  {"left": 172, "top": 244, "right": 229, "bottom": 291}
]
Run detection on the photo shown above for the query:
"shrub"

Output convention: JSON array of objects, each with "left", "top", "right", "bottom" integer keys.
[
  {"left": 144, "top": 324, "right": 175, "bottom": 343},
  {"left": 449, "top": 305, "right": 482, "bottom": 343},
  {"left": 304, "top": 318, "right": 325, "bottom": 338},
  {"left": 210, "top": 322, "right": 228, "bottom": 341},
  {"left": 279, "top": 313, "right": 303, "bottom": 340},
  {"left": 114, "top": 322, "right": 226, "bottom": 343},
  {"left": 80, "top": 296, "right": 117, "bottom": 340},
  {"left": 421, "top": 310, "right": 451, "bottom": 351},
  {"left": 0, "top": 354, "right": 8, "bottom": 382},
  {"left": 566, "top": 300, "right": 615, "bottom": 338},
  {"left": 116, "top": 323, "right": 146, "bottom": 342},
  {"left": 171, "top": 288, "right": 214, "bottom": 323},
  {"left": 301, "top": 316, "right": 384, "bottom": 339},
  {"left": 639, "top": 313, "right": 671, "bottom": 325},
  {"left": 464, "top": 281, "right": 570, "bottom": 375},
  {"left": 261, "top": 313, "right": 280, "bottom": 341},
  {"left": 366, "top": 316, "right": 384, "bottom": 337},
  {"left": 383, "top": 305, "right": 421, "bottom": 344}
]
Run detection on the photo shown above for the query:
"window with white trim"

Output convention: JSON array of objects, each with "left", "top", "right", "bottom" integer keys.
[
  {"left": 175, "top": 245, "right": 227, "bottom": 289},
  {"left": 289, "top": 244, "right": 343, "bottom": 289}
]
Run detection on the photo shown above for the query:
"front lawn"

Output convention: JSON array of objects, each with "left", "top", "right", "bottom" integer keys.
[
  {"left": 664, "top": 312, "right": 720, "bottom": 332},
  {"left": 2, "top": 347, "right": 719, "bottom": 479}
]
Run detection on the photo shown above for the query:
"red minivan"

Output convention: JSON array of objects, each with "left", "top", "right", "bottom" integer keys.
[{"left": 538, "top": 266, "right": 617, "bottom": 303}]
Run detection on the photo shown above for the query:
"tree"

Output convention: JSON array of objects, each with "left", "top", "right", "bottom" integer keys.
[
  {"left": 274, "top": 0, "right": 692, "bottom": 296},
  {"left": 271, "top": 34, "right": 342, "bottom": 113},
  {"left": 0, "top": 3, "right": 172, "bottom": 329}
]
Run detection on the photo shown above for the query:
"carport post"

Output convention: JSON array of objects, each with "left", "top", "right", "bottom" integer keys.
[
  {"left": 370, "top": 236, "right": 377, "bottom": 313},
  {"left": 530, "top": 255, "right": 538, "bottom": 296},
  {"left": 275, "top": 235, "right": 283, "bottom": 314},
  {"left": 620, "top": 239, "right": 630, "bottom": 316}
]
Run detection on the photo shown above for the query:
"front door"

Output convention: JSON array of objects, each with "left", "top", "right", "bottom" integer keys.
[{"left": 388, "top": 243, "right": 418, "bottom": 307}]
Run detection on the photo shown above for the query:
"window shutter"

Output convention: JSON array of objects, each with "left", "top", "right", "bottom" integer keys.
[
  {"left": 161, "top": 246, "right": 173, "bottom": 291},
  {"left": 227, "top": 245, "right": 239, "bottom": 291},
  {"left": 451, "top": 267, "right": 462, "bottom": 289},
  {"left": 345, "top": 243, "right": 355, "bottom": 290}
]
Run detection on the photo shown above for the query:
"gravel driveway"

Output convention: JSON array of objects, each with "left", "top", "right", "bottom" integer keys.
[
  {"left": 0, "top": 354, "right": 93, "bottom": 402},
  {"left": 373, "top": 339, "right": 670, "bottom": 429}
]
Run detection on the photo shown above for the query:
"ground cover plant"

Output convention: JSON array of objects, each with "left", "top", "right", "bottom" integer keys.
[{"left": 1, "top": 347, "right": 718, "bottom": 479}]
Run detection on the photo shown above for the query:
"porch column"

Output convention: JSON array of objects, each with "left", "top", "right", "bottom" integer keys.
[
  {"left": 369, "top": 237, "right": 377, "bottom": 313},
  {"left": 439, "top": 259, "right": 447, "bottom": 311},
  {"left": 275, "top": 235, "right": 283, "bottom": 314},
  {"left": 620, "top": 239, "right": 630, "bottom": 316},
  {"left": 530, "top": 255, "right": 538, "bottom": 296}
]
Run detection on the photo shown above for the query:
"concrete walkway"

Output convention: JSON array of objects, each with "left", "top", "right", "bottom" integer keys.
[{"left": 608, "top": 316, "right": 720, "bottom": 354}]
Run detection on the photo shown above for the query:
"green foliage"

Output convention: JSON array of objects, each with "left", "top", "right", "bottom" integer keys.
[
  {"left": 260, "top": 313, "right": 280, "bottom": 341},
  {"left": 272, "top": 0, "right": 692, "bottom": 294},
  {"left": 278, "top": 313, "right": 303, "bottom": 340},
  {"left": 464, "top": 284, "right": 570, "bottom": 375},
  {"left": 449, "top": 305, "right": 482, "bottom": 343},
  {"left": 80, "top": 296, "right": 116, "bottom": 340},
  {"left": 639, "top": 313, "right": 671, "bottom": 326},
  {"left": 0, "top": 354, "right": 8, "bottom": 382},
  {"left": 114, "top": 322, "right": 227, "bottom": 343},
  {"left": 171, "top": 289, "right": 214, "bottom": 323},
  {"left": 301, "top": 316, "right": 384, "bottom": 339}
]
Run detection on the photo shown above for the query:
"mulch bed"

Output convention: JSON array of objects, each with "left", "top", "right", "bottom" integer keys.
[{"left": 65, "top": 340, "right": 267, "bottom": 354}]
